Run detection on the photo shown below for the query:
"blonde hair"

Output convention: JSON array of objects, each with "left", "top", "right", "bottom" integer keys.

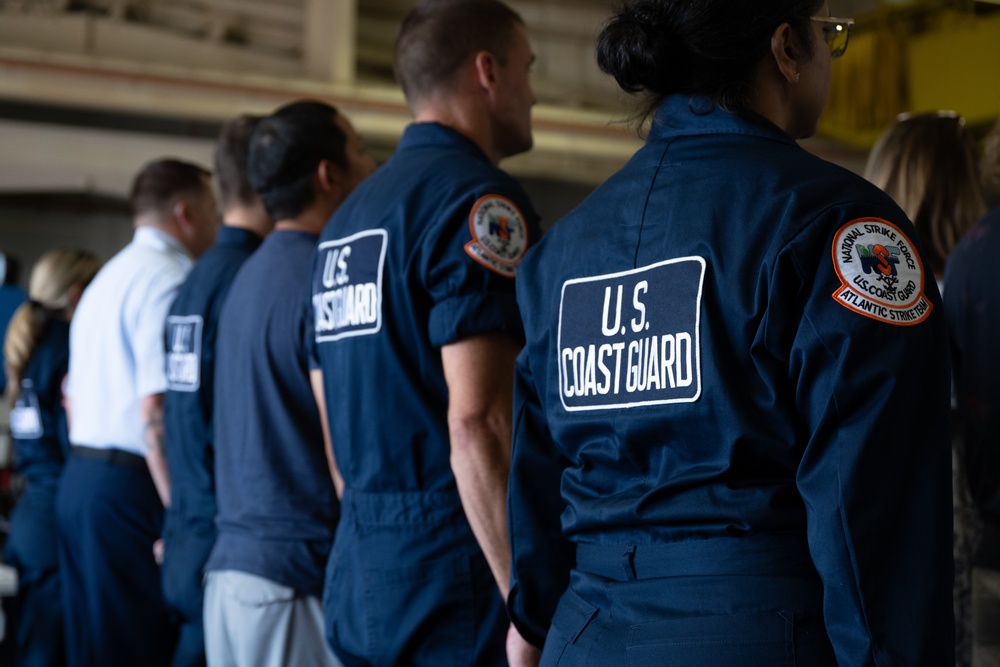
[
  {"left": 864, "top": 112, "right": 985, "bottom": 277},
  {"left": 4, "top": 249, "right": 101, "bottom": 404}
]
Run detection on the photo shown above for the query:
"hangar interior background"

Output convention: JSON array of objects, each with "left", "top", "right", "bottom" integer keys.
[{"left": 0, "top": 0, "right": 998, "bottom": 270}]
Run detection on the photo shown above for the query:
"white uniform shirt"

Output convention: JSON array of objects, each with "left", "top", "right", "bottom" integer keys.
[{"left": 68, "top": 226, "right": 193, "bottom": 455}]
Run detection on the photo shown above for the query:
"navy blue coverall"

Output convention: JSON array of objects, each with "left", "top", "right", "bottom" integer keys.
[
  {"left": 4, "top": 317, "right": 70, "bottom": 667},
  {"left": 311, "top": 122, "right": 541, "bottom": 667},
  {"left": 507, "top": 95, "right": 954, "bottom": 666},
  {"left": 162, "top": 225, "right": 263, "bottom": 667}
]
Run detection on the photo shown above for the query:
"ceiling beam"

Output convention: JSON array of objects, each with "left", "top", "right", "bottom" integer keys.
[
  {"left": 0, "top": 49, "right": 640, "bottom": 187},
  {"left": 303, "top": 0, "right": 357, "bottom": 85}
]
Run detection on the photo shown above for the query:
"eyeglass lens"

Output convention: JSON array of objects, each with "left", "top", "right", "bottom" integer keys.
[
  {"left": 816, "top": 18, "right": 852, "bottom": 59},
  {"left": 826, "top": 24, "right": 849, "bottom": 58}
]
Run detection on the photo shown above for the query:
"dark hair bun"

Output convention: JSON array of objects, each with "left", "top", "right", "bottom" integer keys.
[
  {"left": 597, "top": 1, "right": 679, "bottom": 96},
  {"left": 596, "top": 0, "right": 821, "bottom": 119}
]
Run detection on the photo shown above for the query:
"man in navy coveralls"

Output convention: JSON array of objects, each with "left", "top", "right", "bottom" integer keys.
[
  {"left": 162, "top": 114, "right": 271, "bottom": 667},
  {"left": 204, "top": 101, "right": 374, "bottom": 667},
  {"left": 310, "top": 1, "right": 542, "bottom": 664}
]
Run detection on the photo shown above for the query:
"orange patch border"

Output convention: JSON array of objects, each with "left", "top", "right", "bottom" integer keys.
[
  {"left": 830, "top": 216, "right": 932, "bottom": 326},
  {"left": 464, "top": 194, "right": 529, "bottom": 277}
]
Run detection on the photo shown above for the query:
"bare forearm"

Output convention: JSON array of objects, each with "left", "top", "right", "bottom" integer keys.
[
  {"left": 310, "top": 369, "right": 344, "bottom": 498},
  {"left": 326, "top": 447, "right": 345, "bottom": 499},
  {"left": 63, "top": 395, "right": 72, "bottom": 433},
  {"left": 442, "top": 332, "right": 520, "bottom": 600},
  {"left": 450, "top": 414, "right": 513, "bottom": 598},
  {"left": 141, "top": 394, "right": 170, "bottom": 507}
]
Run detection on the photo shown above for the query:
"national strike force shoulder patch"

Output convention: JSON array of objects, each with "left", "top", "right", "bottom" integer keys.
[
  {"left": 831, "top": 217, "right": 932, "bottom": 326},
  {"left": 465, "top": 194, "right": 529, "bottom": 278}
]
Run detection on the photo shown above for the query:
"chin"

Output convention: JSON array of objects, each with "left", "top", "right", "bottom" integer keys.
[
  {"left": 790, "top": 118, "right": 820, "bottom": 141},
  {"left": 497, "top": 123, "right": 534, "bottom": 160},
  {"left": 509, "top": 135, "right": 534, "bottom": 159}
]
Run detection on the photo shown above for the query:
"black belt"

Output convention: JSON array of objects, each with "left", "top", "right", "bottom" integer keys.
[
  {"left": 71, "top": 445, "right": 147, "bottom": 473},
  {"left": 576, "top": 536, "right": 815, "bottom": 581}
]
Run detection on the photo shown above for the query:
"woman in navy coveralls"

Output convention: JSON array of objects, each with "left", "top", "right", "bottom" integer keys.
[
  {"left": 507, "top": 1, "right": 955, "bottom": 665},
  {"left": 2, "top": 249, "right": 100, "bottom": 667}
]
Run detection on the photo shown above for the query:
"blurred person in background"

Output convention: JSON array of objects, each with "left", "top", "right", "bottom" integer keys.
[
  {"left": 866, "top": 110, "right": 984, "bottom": 666},
  {"left": 161, "top": 114, "right": 271, "bottom": 667},
  {"left": 58, "top": 158, "right": 217, "bottom": 667},
  {"left": 202, "top": 100, "right": 373, "bottom": 667},
  {"left": 945, "top": 116, "right": 1000, "bottom": 666},
  {"left": 2, "top": 249, "right": 100, "bottom": 667},
  {"left": 864, "top": 111, "right": 983, "bottom": 285}
]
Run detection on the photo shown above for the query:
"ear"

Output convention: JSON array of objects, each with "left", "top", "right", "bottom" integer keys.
[
  {"left": 171, "top": 198, "right": 208, "bottom": 246},
  {"left": 472, "top": 50, "right": 500, "bottom": 98},
  {"left": 316, "top": 159, "right": 341, "bottom": 196},
  {"left": 770, "top": 22, "right": 804, "bottom": 85},
  {"left": 66, "top": 283, "right": 84, "bottom": 310},
  {"left": 172, "top": 199, "right": 194, "bottom": 230}
]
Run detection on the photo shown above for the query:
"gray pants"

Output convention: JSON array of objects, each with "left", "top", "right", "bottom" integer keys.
[{"left": 204, "top": 570, "right": 342, "bottom": 667}]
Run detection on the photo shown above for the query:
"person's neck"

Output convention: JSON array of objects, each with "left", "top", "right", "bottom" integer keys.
[
  {"left": 413, "top": 100, "right": 501, "bottom": 165},
  {"left": 274, "top": 208, "right": 329, "bottom": 235},
  {"left": 134, "top": 216, "right": 169, "bottom": 233},
  {"left": 223, "top": 205, "right": 272, "bottom": 239},
  {"left": 746, "top": 85, "right": 791, "bottom": 136}
]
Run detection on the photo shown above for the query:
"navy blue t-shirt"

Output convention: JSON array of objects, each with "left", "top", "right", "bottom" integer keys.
[
  {"left": 207, "top": 230, "right": 338, "bottom": 597},
  {"left": 164, "top": 225, "right": 263, "bottom": 524}
]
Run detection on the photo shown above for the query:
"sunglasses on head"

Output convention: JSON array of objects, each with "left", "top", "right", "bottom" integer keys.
[{"left": 896, "top": 110, "right": 964, "bottom": 125}]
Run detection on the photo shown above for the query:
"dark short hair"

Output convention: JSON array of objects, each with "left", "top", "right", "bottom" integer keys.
[
  {"left": 247, "top": 100, "right": 347, "bottom": 222},
  {"left": 214, "top": 115, "right": 263, "bottom": 210},
  {"left": 130, "top": 159, "right": 212, "bottom": 218},
  {"left": 597, "top": 0, "right": 822, "bottom": 122},
  {"left": 394, "top": 0, "right": 524, "bottom": 103}
]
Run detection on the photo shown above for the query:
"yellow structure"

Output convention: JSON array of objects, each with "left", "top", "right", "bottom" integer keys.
[
  {"left": 820, "top": 8, "right": 1000, "bottom": 147},
  {"left": 908, "top": 10, "right": 1000, "bottom": 126}
]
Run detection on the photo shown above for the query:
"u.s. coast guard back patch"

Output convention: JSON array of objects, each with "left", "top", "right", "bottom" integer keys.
[
  {"left": 465, "top": 194, "right": 528, "bottom": 278},
  {"left": 313, "top": 229, "right": 387, "bottom": 343},
  {"left": 831, "top": 217, "right": 932, "bottom": 326},
  {"left": 166, "top": 315, "right": 203, "bottom": 391},
  {"left": 558, "top": 257, "right": 705, "bottom": 411}
]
